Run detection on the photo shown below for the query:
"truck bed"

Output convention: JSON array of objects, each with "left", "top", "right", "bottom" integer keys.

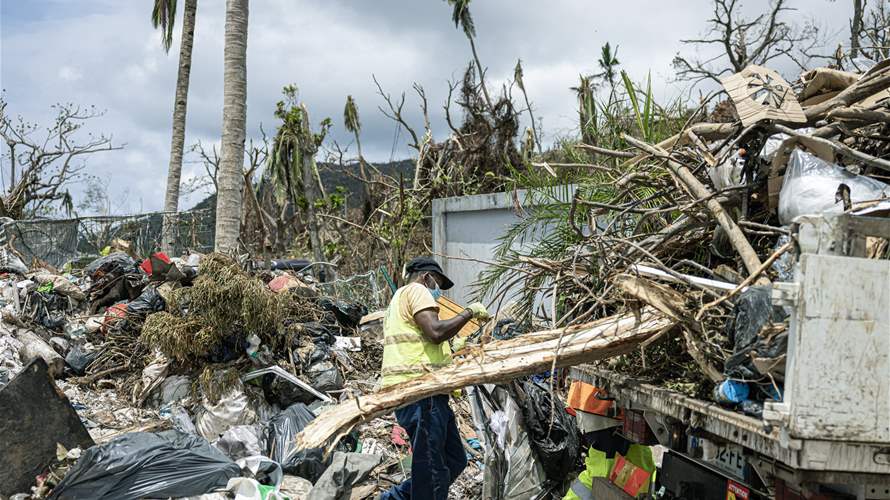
[{"left": 569, "top": 365, "right": 890, "bottom": 483}]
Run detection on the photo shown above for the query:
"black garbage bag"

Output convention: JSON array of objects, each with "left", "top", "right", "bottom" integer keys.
[
  {"left": 49, "top": 430, "right": 240, "bottom": 500},
  {"left": 264, "top": 403, "right": 329, "bottom": 480},
  {"left": 84, "top": 252, "right": 137, "bottom": 280},
  {"left": 515, "top": 380, "right": 581, "bottom": 483},
  {"left": 126, "top": 286, "right": 165, "bottom": 319},
  {"left": 305, "top": 345, "right": 343, "bottom": 392},
  {"left": 262, "top": 373, "right": 317, "bottom": 407},
  {"left": 285, "top": 447, "right": 329, "bottom": 482},
  {"left": 26, "top": 291, "right": 71, "bottom": 331},
  {"left": 207, "top": 334, "right": 248, "bottom": 363},
  {"left": 296, "top": 321, "right": 336, "bottom": 344},
  {"left": 65, "top": 344, "right": 98, "bottom": 376},
  {"left": 266, "top": 403, "right": 315, "bottom": 463},
  {"left": 724, "top": 286, "right": 788, "bottom": 379},
  {"left": 318, "top": 298, "right": 368, "bottom": 329}
]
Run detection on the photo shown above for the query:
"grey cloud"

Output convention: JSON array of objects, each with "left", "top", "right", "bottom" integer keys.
[{"left": 1, "top": 0, "right": 854, "bottom": 213}]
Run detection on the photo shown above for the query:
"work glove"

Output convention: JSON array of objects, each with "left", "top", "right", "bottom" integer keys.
[
  {"left": 466, "top": 302, "right": 491, "bottom": 321},
  {"left": 451, "top": 335, "right": 467, "bottom": 352}
]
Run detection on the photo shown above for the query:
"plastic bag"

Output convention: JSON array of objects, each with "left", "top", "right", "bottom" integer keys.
[
  {"left": 0, "top": 248, "right": 28, "bottom": 275},
  {"left": 265, "top": 403, "right": 315, "bottom": 464},
  {"left": 126, "top": 285, "right": 165, "bottom": 319},
  {"left": 84, "top": 252, "right": 136, "bottom": 280},
  {"left": 307, "top": 452, "right": 382, "bottom": 500},
  {"left": 214, "top": 425, "right": 264, "bottom": 461},
  {"left": 778, "top": 149, "right": 890, "bottom": 225},
  {"left": 723, "top": 286, "right": 787, "bottom": 379},
  {"left": 265, "top": 403, "right": 328, "bottom": 481},
  {"left": 469, "top": 385, "right": 547, "bottom": 500},
  {"left": 771, "top": 234, "right": 795, "bottom": 281},
  {"left": 195, "top": 384, "right": 258, "bottom": 441},
  {"left": 319, "top": 298, "right": 367, "bottom": 329},
  {"left": 516, "top": 380, "right": 581, "bottom": 482},
  {"left": 26, "top": 290, "right": 71, "bottom": 331},
  {"left": 227, "top": 477, "right": 287, "bottom": 500},
  {"left": 708, "top": 152, "right": 745, "bottom": 190},
  {"left": 237, "top": 455, "right": 283, "bottom": 486},
  {"left": 31, "top": 272, "right": 86, "bottom": 302},
  {"left": 65, "top": 343, "right": 98, "bottom": 376},
  {"left": 49, "top": 430, "right": 241, "bottom": 500}
]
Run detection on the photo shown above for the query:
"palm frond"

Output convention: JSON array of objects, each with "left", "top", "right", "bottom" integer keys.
[
  {"left": 151, "top": 0, "right": 177, "bottom": 53},
  {"left": 344, "top": 95, "right": 360, "bottom": 134}
]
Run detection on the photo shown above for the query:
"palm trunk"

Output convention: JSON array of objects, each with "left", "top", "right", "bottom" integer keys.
[
  {"left": 468, "top": 36, "right": 495, "bottom": 113},
  {"left": 214, "top": 0, "right": 248, "bottom": 254},
  {"left": 161, "top": 0, "right": 197, "bottom": 253},
  {"left": 298, "top": 106, "right": 328, "bottom": 281},
  {"left": 302, "top": 154, "right": 327, "bottom": 281},
  {"left": 354, "top": 132, "right": 372, "bottom": 221},
  {"left": 851, "top": 0, "right": 864, "bottom": 59}
]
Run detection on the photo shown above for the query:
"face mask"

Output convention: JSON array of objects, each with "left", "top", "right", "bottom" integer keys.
[{"left": 426, "top": 275, "right": 442, "bottom": 300}]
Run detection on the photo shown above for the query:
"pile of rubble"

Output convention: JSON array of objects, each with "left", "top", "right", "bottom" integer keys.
[{"left": 0, "top": 247, "right": 495, "bottom": 499}]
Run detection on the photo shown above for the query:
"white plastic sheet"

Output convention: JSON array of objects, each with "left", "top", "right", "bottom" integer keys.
[
  {"left": 195, "top": 381, "right": 258, "bottom": 441},
  {"left": 778, "top": 149, "right": 890, "bottom": 225}
]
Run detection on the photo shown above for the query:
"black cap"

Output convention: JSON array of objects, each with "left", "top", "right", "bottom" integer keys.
[{"left": 405, "top": 256, "right": 454, "bottom": 290}]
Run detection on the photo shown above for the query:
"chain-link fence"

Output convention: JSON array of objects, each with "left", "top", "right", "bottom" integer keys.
[
  {"left": 316, "top": 268, "right": 392, "bottom": 311},
  {"left": 0, "top": 209, "right": 215, "bottom": 268}
]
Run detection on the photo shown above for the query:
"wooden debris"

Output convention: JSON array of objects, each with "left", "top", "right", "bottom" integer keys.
[{"left": 293, "top": 310, "right": 671, "bottom": 451}]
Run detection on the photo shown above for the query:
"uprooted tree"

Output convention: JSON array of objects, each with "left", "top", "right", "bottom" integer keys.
[{"left": 0, "top": 96, "right": 120, "bottom": 219}]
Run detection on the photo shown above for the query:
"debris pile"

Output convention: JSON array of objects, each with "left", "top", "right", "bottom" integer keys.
[
  {"left": 1, "top": 59, "right": 889, "bottom": 499},
  {"left": 480, "top": 61, "right": 890, "bottom": 416},
  {"left": 0, "top": 248, "right": 454, "bottom": 499}
]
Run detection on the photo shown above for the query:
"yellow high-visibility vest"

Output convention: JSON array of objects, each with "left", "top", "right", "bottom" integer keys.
[{"left": 380, "top": 286, "right": 451, "bottom": 387}]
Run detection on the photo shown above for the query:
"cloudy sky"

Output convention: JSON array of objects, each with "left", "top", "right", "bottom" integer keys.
[{"left": 1, "top": 0, "right": 853, "bottom": 214}]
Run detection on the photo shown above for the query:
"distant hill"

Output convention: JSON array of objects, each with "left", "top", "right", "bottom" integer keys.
[
  {"left": 190, "top": 159, "right": 415, "bottom": 212},
  {"left": 318, "top": 159, "right": 415, "bottom": 207}
]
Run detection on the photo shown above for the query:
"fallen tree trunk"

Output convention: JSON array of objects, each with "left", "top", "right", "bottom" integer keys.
[{"left": 293, "top": 310, "right": 671, "bottom": 451}]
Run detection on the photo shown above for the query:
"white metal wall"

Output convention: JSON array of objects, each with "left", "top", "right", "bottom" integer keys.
[{"left": 431, "top": 187, "right": 573, "bottom": 309}]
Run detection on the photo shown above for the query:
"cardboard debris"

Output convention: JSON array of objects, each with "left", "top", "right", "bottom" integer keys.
[{"left": 721, "top": 65, "right": 807, "bottom": 126}]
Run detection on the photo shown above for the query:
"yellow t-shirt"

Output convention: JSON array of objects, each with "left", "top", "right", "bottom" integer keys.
[{"left": 396, "top": 282, "right": 439, "bottom": 328}]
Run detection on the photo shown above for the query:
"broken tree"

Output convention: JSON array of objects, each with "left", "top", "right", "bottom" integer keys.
[{"left": 294, "top": 310, "right": 671, "bottom": 450}]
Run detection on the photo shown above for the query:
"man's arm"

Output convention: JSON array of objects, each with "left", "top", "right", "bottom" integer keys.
[{"left": 414, "top": 308, "right": 473, "bottom": 344}]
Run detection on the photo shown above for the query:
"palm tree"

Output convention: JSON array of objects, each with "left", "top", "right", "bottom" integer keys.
[
  {"left": 269, "top": 86, "right": 331, "bottom": 279},
  {"left": 596, "top": 43, "right": 621, "bottom": 90},
  {"left": 344, "top": 95, "right": 373, "bottom": 220},
  {"left": 214, "top": 0, "right": 249, "bottom": 253},
  {"left": 514, "top": 60, "right": 541, "bottom": 153},
  {"left": 446, "top": 0, "right": 494, "bottom": 112},
  {"left": 153, "top": 0, "right": 198, "bottom": 253}
]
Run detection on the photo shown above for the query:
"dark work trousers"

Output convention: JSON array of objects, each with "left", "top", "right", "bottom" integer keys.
[{"left": 380, "top": 395, "right": 468, "bottom": 500}]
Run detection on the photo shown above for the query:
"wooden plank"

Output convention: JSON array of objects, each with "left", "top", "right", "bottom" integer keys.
[{"left": 436, "top": 296, "right": 481, "bottom": 338}]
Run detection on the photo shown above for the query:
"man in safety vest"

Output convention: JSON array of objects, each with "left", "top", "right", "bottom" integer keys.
[{"left": 379, "top": 257, "right": 490, "bottom": 500}]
